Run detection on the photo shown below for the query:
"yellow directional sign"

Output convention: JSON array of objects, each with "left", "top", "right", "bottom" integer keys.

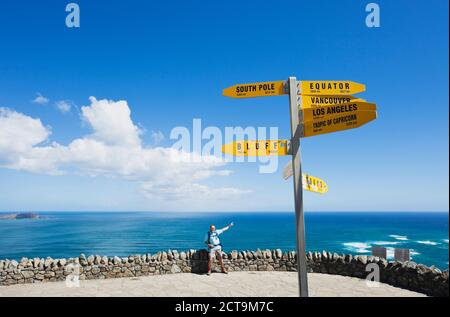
[
  {"left": 302, "top": 174, "right": 328, "bottom": 194},
  {"left": 301, "top": 101, "right": 376, "bottom": 122},
  {"left": 221, "top": 140, "right": 289, "bottom": 156},
  {"left": 223, "top": 80, "right": 286, "bottom": 98},
  {"left": 299, "top": 95, "right": 365, "bottom": 109},
  {"left": 301, "top": 110, "right": 377, "bottom": 137},
  {"left": 299, "top": 81, "right": 366, "bottom": 95}
]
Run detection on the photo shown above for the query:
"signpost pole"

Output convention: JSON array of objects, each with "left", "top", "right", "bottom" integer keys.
[{"left": 287, "top": 76, "right": 309, "bottom": 297}]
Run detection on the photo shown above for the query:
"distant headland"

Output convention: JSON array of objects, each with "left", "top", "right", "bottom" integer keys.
[{"left": 0, "top": 212, "right": 45, "bottom": 220}]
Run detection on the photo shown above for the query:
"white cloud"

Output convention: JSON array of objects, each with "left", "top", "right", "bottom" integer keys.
[
  {"left": 55, "top": 100, "right": 72, "bottom": 113},
  {"left": 151, "top": 130, "right": 164, "bottom": 145},
  {"left": 32, "top": 93, "right": 49, "bottom": 105},
  {"left": 0, "top": 98, "right": 247, "bottom": 202},
  {"left": 82, "top": 97, "right": 142, "bottom": 147}
]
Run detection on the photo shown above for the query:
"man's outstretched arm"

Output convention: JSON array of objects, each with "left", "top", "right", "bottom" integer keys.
[{"left": 217, "top": 222, "right": 234, "bottom": 235}]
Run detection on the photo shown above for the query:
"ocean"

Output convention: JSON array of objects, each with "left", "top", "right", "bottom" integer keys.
[{"left": 0, "top": 212, "right": 448, "bottom": 270}]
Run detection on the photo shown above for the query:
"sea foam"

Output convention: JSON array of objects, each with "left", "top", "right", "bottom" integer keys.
[
  {"left": 389, "top": 235, "right": 408, "bottom": 241},
  {"left": 416, "top": 240, "right": 440, "bottom": 246}
]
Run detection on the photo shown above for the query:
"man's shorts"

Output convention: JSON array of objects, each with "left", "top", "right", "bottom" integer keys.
[{"left": 209, "top": 245, "right": 222, "bottom": 258}]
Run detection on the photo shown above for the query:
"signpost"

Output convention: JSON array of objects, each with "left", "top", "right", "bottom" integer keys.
[{"left": 222, "top": 76, "right": 377, "bottom": 297}]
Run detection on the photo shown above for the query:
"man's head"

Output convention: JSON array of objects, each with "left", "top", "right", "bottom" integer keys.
[{"left": 210, "top": 225, "right": 216, "bottom": 232}]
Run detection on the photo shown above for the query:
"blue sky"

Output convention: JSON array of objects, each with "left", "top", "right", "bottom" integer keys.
[{"left": 0, "top": 0, "right": 448, "bottom": 212}]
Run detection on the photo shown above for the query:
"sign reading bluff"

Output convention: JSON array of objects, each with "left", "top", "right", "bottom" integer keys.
[
  {"left": 299, "top": 81, "right": 366, "bottom": 95},
  {"left": 221, "top": 140, "right": 289, "bottom": 156},
  {"left": 223, "top": 80, "right": 286, "bottom": 98}
]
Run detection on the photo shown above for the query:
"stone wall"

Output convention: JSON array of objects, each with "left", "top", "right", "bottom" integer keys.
[{"left": 0, "top": 249, "right": 448, "bottom": 297}]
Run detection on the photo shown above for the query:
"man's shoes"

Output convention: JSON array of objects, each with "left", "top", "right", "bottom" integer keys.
[
  {"left": 207, "top": 271, "right": 211, "bottom": 276},
  {"left": 221, "top": 269, "right": 228, "bottom": 274}
]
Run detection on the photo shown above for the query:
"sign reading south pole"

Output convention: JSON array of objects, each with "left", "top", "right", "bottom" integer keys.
[
  {"left": 299, "top": 81, "right": 366, "bottom": 95},
  {"left": 223, "top": 80, "right": 286, "bottom": 98},
  {"left": 221, "top": 140, "right": 289, "bottom": 156}
]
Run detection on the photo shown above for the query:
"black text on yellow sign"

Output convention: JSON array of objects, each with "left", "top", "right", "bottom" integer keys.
[
  {"left": 299, "top": 95, "right": 365, "bottom": 109},
  {"left": 299, "top": 81, "right": 366, "bottom": 95},
  {"left": 300, "top": 110, "right": 377, "bottom": 138},
  {"left": 221, "top": 140, "right": 290, "bottom": 156},
  {"left": 301, "top": 101, "right": 376, "bottom": 122},
  {"left": 222, "top": 80, "right": 286, "bottom": 98},
  {"left": 303, "top": 174, "right": 328, "bottom": 194}
]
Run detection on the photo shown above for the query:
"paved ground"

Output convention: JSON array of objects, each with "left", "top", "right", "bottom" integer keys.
[{"left": 0, "top": 272, "right": 426, "bottom": 297}]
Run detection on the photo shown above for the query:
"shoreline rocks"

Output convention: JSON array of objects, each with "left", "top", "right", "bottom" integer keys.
[{"left": 0, "top": 249, "right": 448, "bottom": 297}]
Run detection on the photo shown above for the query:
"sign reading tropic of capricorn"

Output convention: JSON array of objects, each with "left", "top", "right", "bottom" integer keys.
[{"left": 222, "top": 78, "right": 377, "bottom": 297}]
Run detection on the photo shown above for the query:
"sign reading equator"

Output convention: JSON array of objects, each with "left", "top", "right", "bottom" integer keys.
[
  {"left": 299, "top": 81, "right": 366, "bottom": 95},
  {"left": 223, "top": 80, "right": 286, "bottom": 98}
]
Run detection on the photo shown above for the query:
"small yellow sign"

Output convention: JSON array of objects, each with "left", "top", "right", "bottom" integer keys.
[
  {"left": 301, "top": 110, "right": 377, "bottom": 137},
  {"left": 299, "top": 81, "right": 366, "bottom": 95},
  {"left": 221, "top": 140, "right": 289, "bottom": 156},
  {"left": 223, "top": 80, "right": 286, "bottom": 98},
  {"left": 303, "top": 174, "right": 328, "bottom": 194},
  {"left": 299, "top": 95, "right": 365, "bottom": 109},
  {"left": 301, "top": 101, "right": 376, "bottom": 122}
]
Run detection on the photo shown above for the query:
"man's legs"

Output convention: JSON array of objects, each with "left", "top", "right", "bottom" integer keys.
[
  {"left": 207, "top": 252, "right": 214, "bottom": 275},
  {"left": 217, "top": 251, "right": 227, "bottom": 273}
]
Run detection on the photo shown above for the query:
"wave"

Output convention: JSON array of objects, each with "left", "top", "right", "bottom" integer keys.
[
  {"left": 372, "top": 241, "right": 401, "bottom": 246},
  {"left": 416, "top": 240, "right": 440, "bottom": 246},
  {"left": 342, "top": 241, "right": 420, "bottom": 261},
  {"left": 342, "top": 242, "right": 371, "bottom": 253},
  {"left": 443, "top": 239, "right": 449, "bottom": 244},
  {"left": 389, "top": 235, "right": 408, "bottom": 241}
]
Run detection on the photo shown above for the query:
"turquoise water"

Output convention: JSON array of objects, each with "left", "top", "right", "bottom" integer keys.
[{"left": 0, "top": 212, "right": 448, "bottom": 269}]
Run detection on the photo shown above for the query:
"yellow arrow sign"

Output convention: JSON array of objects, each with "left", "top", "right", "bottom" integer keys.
[
  {"left": 282, "top": 162, "right": 328, "bottom": 194},
  {"left": 221, "top": 140, "right": 290, "bottom": 156},
  {"left": 299, "top": 95, "right": 365, "bottom": 109},
  {"left": 299, "top": 81, "right": 366, "bottom": 95},
  {"left": 223, "top": 80, "right": 286, "bottom": 98},
  {"left": 303, "top": 173, "right": 328, "bottom": 194},
  {"left": 301, "top": 110, "right": 377, "bottom": 138},
  {"left": 301, "top": 101, "right": 376, "bottom": 122}
]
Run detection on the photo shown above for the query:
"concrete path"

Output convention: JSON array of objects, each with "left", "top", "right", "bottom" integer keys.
[{"left": 0, "top": 272, "right": 426, "bottom": 297}]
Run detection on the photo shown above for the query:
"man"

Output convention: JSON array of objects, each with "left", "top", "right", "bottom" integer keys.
[{"left": 204, "top": 222, "right": 234, "bottom": 275}]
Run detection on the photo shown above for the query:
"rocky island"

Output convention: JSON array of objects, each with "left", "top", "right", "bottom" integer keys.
[{"left": 0, "top": 212, "right": 44, "bottom": 220}]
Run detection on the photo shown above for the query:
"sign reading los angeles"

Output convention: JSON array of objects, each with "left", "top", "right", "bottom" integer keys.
[
  {"left": 300, "top": 101, "right": 376, "bottom": 121},
  {"left": 221, "top": 140, "right": 289, "bottom": 156},
  {"left": 299, "top": 95, "right": 365, "bottom": 109},
  {"left": 298, "top": 81, "right": 365, "bottom": 95},
  {"left": 222, "top": 80, "right": 286, "bottom": 98}
]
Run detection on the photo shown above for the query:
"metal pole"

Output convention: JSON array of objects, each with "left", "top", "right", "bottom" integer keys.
[{"left": 287, "top": 76, "right": 309, "bottom": 297}]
